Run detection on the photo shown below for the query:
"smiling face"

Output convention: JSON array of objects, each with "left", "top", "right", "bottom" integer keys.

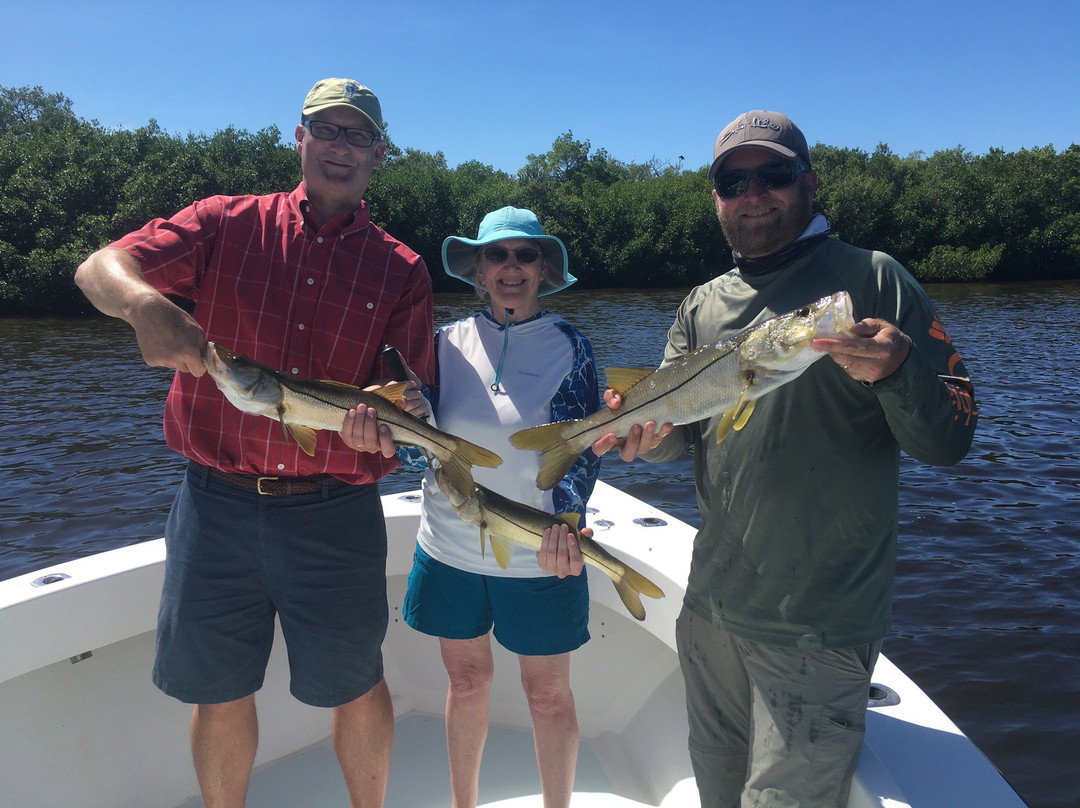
[
  {"left": 295, "top": 105, "right": 386, "bottom": 225},
  {"left": 476, "top": 238, "right": 546, "bottom": 322},
  {"left": 713, "top": 146, "right": 818, "bottom": 259}
]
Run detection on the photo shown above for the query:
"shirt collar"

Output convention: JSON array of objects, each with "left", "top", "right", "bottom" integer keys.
[{"left": 290, "top": 183, "right": 371, "bottom": 237}]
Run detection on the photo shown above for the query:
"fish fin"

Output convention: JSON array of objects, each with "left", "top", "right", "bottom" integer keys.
[
  {"left": 479, "top": 527, "right": 487, "bottom": 559},
  {"left": 286, "top": 422, "right": 319, "bottom": 456},
  {"left": 436, "top": 437, "right": 503, "bottom": 499},
  {"left": 453, "top": 438, "right": 503, "bottom": 470},
  {"left": 613, "top": 579, "right": 648, "bottom": 621},
  {"left": 620, "top": 564, "right": 665, "bottom": 601},
  {"left": 489, "top": 532, "right": 514, "bottom": 569},
  {"left": 369, "top": 381, "right": 409, "bottom": 407},
  {"left": 732, "top": 398, "right": 756, "bottom": 431},
  {"left": 610, "top": 563, "right": 665, "bottom": 621},
  {"left": 509, "top": 422, "right": 578, "bottom": 491},
  {"left": 713, "top": 409, "right": 739, "bottom": 444},
  {"left": 316, "top": 378, "right": 365, "bottom": 391},
  {"left": 437, "top": 452, "right": 479, "bottom": 503},
  {"left": 604, "top": 367, "right": 654, "bottom": 397},
  {"left": 278, "top": 405, "right": 319, "bottom": 456},
  {"left": 713, "top": 397, "right": 755, "bottom": 444}
]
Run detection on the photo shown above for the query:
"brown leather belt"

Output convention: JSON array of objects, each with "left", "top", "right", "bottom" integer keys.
[{"left": 207, "top": 467, "right": 346, "bottom": 496}]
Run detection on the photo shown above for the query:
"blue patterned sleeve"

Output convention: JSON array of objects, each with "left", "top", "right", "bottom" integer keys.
[
  {"left": 395, "top": 328, "right": 444, "bottom": 471},
  {"left": 550, "top": 321, "right": 602, "bottom": 527}
]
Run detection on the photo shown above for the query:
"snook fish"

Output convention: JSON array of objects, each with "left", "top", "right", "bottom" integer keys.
[
  {"left": 511, "top": 290, "right": 857, "bottom": 490},
  {"left": 203, "top": 342, "right": 502, "bottom": 495},
  {"left": 434, "top": 467, "right": 664, "bottom": 621}
]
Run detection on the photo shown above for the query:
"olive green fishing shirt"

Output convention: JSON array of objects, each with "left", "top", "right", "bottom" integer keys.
[{"left": 645, "top": 236, "right": 977, "bottom": 649}]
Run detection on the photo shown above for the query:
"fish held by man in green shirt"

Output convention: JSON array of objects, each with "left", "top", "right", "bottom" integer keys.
[{"left": 511, "top": 290, "right": 856, "bottom": 490}]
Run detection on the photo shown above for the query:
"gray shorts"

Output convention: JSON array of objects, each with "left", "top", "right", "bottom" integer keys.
[
  {"left": 152, "top": 463, "right": 388, "bottom": 708},
  {"left": 676, "top": 606, "right": 880, "bottom": 808}
]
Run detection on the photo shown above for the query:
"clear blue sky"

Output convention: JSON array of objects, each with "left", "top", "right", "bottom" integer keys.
[{"left": 4, "top": 0, "right": 1078, "bottom": 174}]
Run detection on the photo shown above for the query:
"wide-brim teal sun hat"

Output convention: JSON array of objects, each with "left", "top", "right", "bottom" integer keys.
[{"left": 442, "top": 207, "right": 576, "bottom": 296}]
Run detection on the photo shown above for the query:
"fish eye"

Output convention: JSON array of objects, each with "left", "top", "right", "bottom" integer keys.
[{"left": 796, "top": 307, "right": 810, "bottom": 317}]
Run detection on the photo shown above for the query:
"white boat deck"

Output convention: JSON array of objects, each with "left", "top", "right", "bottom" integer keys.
[
  {"left": 202, "top": 715, "right": 689, "bottom": 808},
  {"left": 0, "top": 482, "right": 1026, "bottom": 808}
]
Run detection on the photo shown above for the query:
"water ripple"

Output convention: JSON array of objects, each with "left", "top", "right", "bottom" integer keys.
[{"left": 2, "top": 283, "right": 1078, "bottom": 808}]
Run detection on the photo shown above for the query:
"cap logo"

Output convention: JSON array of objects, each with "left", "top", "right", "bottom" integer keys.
[
  {"left": 718, "top": 115, "right": 781, "bottom": 148},
  {"left": 342, "top": 81, "right": 361, "bottom": 99}
]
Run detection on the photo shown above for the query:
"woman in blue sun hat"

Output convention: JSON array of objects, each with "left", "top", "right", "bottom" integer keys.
[{"left": 400, "top": 206, "right": 600, "bottom": 807}]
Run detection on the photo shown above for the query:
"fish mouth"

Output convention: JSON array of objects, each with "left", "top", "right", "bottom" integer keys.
[
  {"left": 202, "top": 341, "right": 235, "bottom": 375},
  {"left": 825, "top": 291, "right": 856, "bottom": 336}
]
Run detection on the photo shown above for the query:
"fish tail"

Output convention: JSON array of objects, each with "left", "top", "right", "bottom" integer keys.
[
  {"left": 613, "top": 579, "right": 647, "bottom": 621},
  {"left": 427, "top": 436, "right": 501, "bottom": 500},
  {"left": 454, "top": 438, "right": 503, "bottom": 470},
  {"left": 621, "top": 565, "right": 665, "bottom": 601},
  {"left": 509, "top": 422, "right": 578, "bottom": 491},
  {"left": 593, "top": 552, "right": 665, "bottom": 621},
  {"left": 611, "top": 566, "right": 665, "bottom": 621},
  {"left": 437, "top": 451, "right": 480, "bottom": 502}
]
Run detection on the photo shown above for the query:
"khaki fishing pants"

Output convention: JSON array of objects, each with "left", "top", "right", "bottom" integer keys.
[{"left": 676, "top": 607, "right": 880, "bottom": 808}]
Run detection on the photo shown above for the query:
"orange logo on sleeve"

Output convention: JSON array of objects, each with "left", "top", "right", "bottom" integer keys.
[{"left": 928, "top": 317, "right": 977, "bottom": 426}]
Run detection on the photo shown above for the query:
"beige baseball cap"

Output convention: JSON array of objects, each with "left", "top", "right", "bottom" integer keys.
[{"left": 301, "top": 78, "right": 384, "bottom": 135}]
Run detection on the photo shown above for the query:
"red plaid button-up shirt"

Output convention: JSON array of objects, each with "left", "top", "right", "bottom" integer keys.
[{"left": 111, "top": 183, "right": 435, "bottom": 484}]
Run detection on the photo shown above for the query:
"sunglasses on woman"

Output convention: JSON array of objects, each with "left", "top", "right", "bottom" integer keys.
[
  {"left": 713, "top": 160, "right": 809, "bottom": 199},
  {"left": 482, "top": 246, "right": 542, "bottom": 264}
]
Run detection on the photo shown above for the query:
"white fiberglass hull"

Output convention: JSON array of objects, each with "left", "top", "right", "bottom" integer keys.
[{"left": 0, "top": 482, "right": 1025, "bottom": 808}]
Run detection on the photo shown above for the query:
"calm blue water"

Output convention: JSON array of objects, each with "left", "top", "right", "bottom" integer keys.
[{"left": 1, "top": 283, "right": 1077, "bottom": 808}]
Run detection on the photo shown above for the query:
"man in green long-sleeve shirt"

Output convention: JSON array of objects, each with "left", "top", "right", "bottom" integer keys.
[{"left": 589, "top": 111, "right": 978, "bottom": 808}]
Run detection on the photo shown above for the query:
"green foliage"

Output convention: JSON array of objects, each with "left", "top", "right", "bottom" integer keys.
[
  {"left": 913, "top": 243, "right": 1006, "bottom": 281},
  {"left": 2, "top": 83, "right": 1079, "bottom": 316},
  {"left": 1, "top": 86, "right": 301, "bottom": 315},
  {"left": 367, "top": 149, "right": 458, "bottom": 290}
]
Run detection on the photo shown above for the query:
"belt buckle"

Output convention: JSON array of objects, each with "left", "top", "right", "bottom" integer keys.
[{"left": 256, "top": 476, "right": 280, "bottom": 495}]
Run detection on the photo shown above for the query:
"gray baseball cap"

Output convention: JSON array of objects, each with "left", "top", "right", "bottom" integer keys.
[{"left": 708, "top": 110, "right": 811, "bottom": 180}]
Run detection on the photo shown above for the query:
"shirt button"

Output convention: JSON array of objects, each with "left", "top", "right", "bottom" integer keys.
[
  {"left": 298, "top": 323, "right": 305, "bottom": 330},
  {"left": 307, "top": 278, "right": 315, "bottom": 285},
  {"left": 291, "top": 368, "right": 300, "bottom": 374},
  {"left": 277, "top": 463, "right": 285, "bottom": 471},
  {"left": 317, "top": 237, "right": 324, "bottom": 244},
  {"left": 366, "top": 302, "right": 374, "bottom": 310}
]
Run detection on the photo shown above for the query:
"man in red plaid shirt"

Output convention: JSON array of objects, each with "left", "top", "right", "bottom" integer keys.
[{"left": 75, "top": 78, "right": 434, "bottom": 808}]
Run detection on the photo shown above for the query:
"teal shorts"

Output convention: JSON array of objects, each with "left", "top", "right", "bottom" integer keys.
[{"left": 403, "top": 543, "right": 590, "bottom": 656}]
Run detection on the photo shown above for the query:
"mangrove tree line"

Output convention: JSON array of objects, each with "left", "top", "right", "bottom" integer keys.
[{"left": 2, "top": 85, "right": 1078, "bottom": 316}]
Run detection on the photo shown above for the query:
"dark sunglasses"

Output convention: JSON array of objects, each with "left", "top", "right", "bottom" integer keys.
[
  {"left": 713, "top": 160, "right": 809, "bottom": 199},
  {"left": 481, "top": 246, "right": 542, "bottom": 264},
  {"left": 303, "top": 119, "right": 380, "bottom": 148}
]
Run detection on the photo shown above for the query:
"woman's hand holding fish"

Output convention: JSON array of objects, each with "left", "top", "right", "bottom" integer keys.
[
  {"left": 538, "top": 524, "right": 586, "bottom": 578},
  {"left": 401, "top": 381, "right": 433, "bottom": 420},
  {"left": 811, "top": 318, "right": 912, "bottom": 384},
  {"left": 339, "top": 405, "right": 397, "bottom": 458},
  {"left": 590, "top": 390, "right": 675, "bottom": 461}
]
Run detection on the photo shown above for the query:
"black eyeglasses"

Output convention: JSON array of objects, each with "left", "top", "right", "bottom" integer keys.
[
  {"left": 303, "top": 120, "right": 380, "bottom": 148},
  {"left": 481, "top": 246, "right": 542, "bottom": 264},
  {"left": 713, "top": 160, "right": 809, "bottom": 199}
]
